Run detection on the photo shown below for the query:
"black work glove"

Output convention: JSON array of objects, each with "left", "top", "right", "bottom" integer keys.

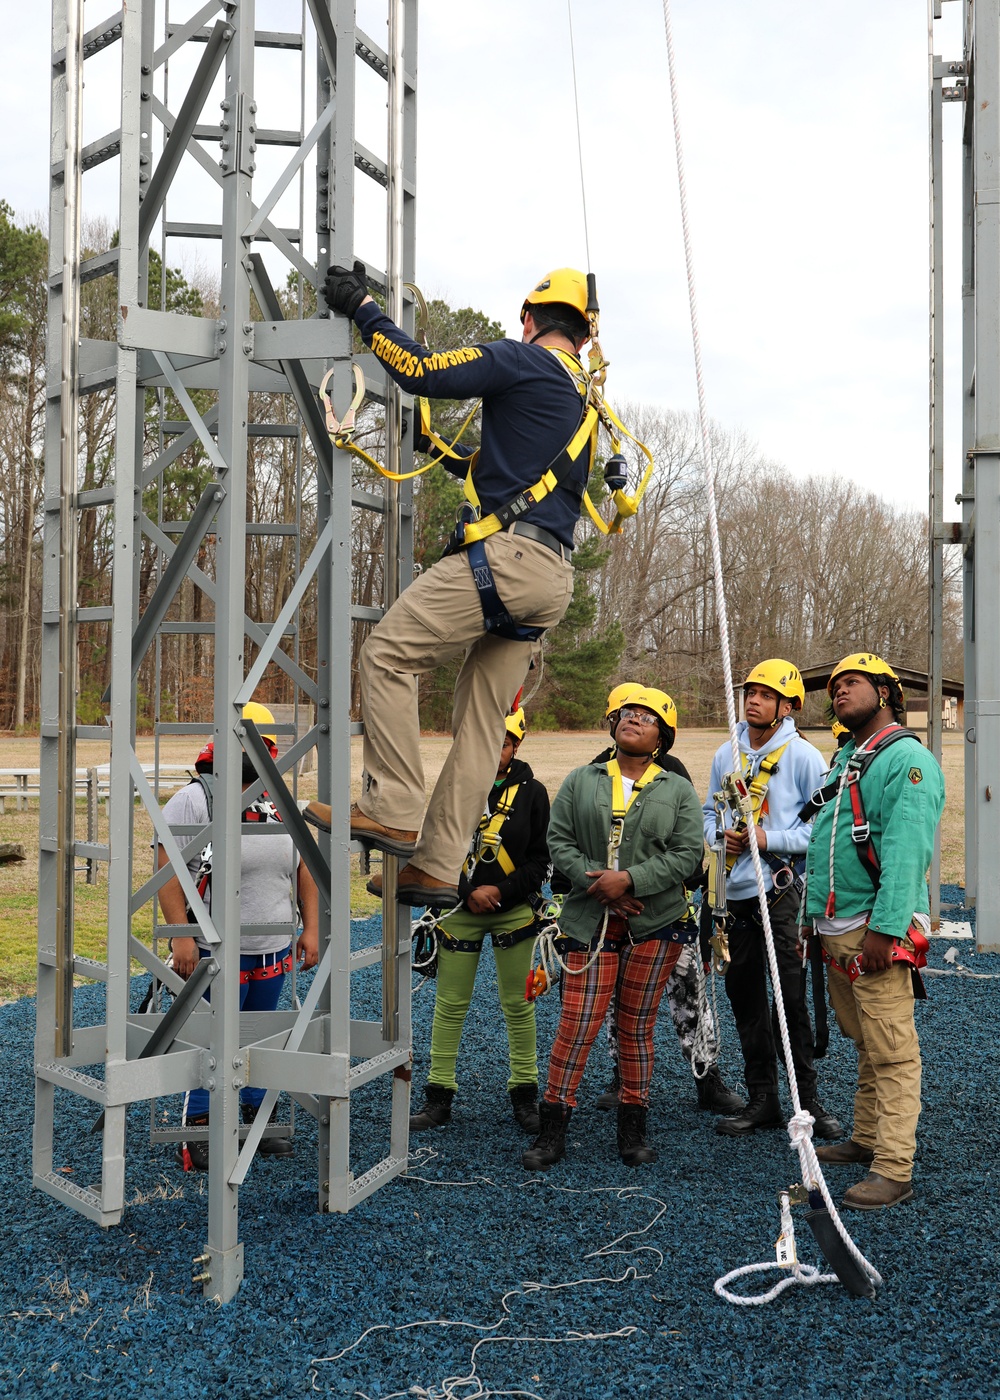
[{"left": 323, "top": 259, "right": 369, "bottom": 318}]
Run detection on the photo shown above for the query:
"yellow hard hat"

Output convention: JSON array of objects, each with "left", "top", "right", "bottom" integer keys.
[
  {"left": 504, "top": 707, "right": 526, "bottom": 742},
  {"left": 605, "top": 682, "right": 644, "bottom": 718},
  {"left": 626, "top": 687, "right": 678, "bottom": 731},
  {"left": 744, "top": 659, "right": 805, "bottom": 710},
  {"left": 242, "top": 700, "right": 277, "bottom": 743},
  {"left": 826, "top": 653, "right": 900, "bottom": 695},
  {"left": 520, "top": 267, "right": 589, "bottom": 323}
]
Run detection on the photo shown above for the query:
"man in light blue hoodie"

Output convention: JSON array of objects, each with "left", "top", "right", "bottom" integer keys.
[{"left": 702, "top": 659, "right": 840, "bottom": 1139}]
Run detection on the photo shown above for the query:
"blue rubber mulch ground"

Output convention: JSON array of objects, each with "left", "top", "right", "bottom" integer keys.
[{"left": 1, "top": 882, "right": 997, "bottom": 1399}]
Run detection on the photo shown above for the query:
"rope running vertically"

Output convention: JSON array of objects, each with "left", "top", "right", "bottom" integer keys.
[{"left": 659, "top": 0, "right": 881, "bottom": 1302}]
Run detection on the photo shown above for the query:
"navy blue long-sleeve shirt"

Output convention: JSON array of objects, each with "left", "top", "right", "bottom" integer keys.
[{"left": 354, "top": 300, "right": 590, "bottom": 549}]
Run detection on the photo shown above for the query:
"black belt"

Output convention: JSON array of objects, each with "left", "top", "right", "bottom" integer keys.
[{"left": 506, "top": 521, "right": 573, "bottom": 562}]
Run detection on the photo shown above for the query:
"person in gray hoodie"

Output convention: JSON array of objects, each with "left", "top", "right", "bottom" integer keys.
[{"left": 702, "top": 659, "right": 840, "bottom": 1139}]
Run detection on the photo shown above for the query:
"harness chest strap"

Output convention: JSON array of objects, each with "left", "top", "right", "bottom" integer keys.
[
  {"left": 606, "top": 757, "right": 662, "bottom": 866},
  {"left": 723, "top": 742, "right": 790, "bottom": 873},
  {"left": 463, "top": 782, "right": 521, "bottom": 880},
  {"left": 808, "top": 724, "right": 915, "bottom": 916}
]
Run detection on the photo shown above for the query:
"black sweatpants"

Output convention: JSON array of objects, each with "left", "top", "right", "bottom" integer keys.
[{"left": 724, "top": 892, "right": 816, "bottom": 1100}]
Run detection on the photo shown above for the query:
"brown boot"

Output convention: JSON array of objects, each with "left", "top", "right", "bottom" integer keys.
[
  {"left": 816, "top": 1139, "right": 875, "bottom": 1166},
  {"left": 303, "top": 801, "right": 417, "bottom": 858},
  {"left": 396, "top": 864, "right": 460, "bottom": 908},
  {"left": 841, "top": 1172, "right": 914, "bottom": 1211}
]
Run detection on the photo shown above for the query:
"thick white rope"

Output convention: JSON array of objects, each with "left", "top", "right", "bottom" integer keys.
[
  {"left": 659, "top": 0, "right": 881, "bottom": 1300},
  {"left": 311, "top": 1150, "right": 667, "bottom": 1399}
]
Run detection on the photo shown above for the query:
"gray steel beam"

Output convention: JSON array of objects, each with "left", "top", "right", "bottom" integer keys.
[
  {"left": 929, "top": 41, "right": 945, "bottom": 925},
  {"left": 970, "top": 1, "right": 1000, "bottom": 949}
]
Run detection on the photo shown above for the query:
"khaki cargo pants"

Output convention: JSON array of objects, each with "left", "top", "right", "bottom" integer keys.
[
  {"left": 358, "top": 530, "right": 574, "bottom": 883},
  {"left": 820, "top": 924, "right": 922, "bottom": 1182}
]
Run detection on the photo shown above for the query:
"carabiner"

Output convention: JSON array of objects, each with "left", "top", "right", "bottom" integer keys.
[
  {"left": 318, "top": 363, "right": 365, "bottom": 445},
  {"left": 404, "top": 281, "right": 431, "bottom": 349}
]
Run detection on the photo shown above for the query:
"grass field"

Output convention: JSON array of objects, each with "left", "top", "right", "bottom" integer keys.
[{"left": 0, "top": 728, "right": 966, "bottom": 999}]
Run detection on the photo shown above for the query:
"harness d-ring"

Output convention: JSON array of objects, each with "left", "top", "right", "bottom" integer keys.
[{"left": 318, "top": 363, "right": 365, "bottom": 445}]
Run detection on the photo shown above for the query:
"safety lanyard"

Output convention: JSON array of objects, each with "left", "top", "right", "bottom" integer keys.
[
  {"left": 824, "top": 724, "right": 901, "bottom": 917},
  {"left": 463, "top": 782, "right": 521, "bottom": 880},
  {"left": 606, "top": 758, "right": 662, "bottom": 865}
]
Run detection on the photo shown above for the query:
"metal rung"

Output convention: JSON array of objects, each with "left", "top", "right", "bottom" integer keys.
[
  {"left": 181, "top": 26, "right": 303, "bottom": 49},
  {"left": 37, "top": 952, "right": 109, "bottom": 980},
  {"left": 53, "top": 129, "right": 122, "bottom": 178},
  {"left": 53, "top": 9, "right": 124, "bottom": 67},
  {"left": 191, "top": 125, "right": 303, "bottom": 147},
  {"left": 161, "top": 421, "right": 300, "bottom": 438},
  {"left": 347, "top": 1154, "right": 407, "bottom": 1204},
  {"left": 163, "top": 221, "right": 301, "bottom": 243},
  {"left": 348, "top": 1047, "right": 410, "bottom": 1090},
  {"left": 35, "top": 1063, "right": 107, "bottom": 1104},
  {"left": 50, "top": 247, "right": 119, "bottom": 289},
  {"left": 34, "top": 1172, "right": 118, "bottom": 1227}
]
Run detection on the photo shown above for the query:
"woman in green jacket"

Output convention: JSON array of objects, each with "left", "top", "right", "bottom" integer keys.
[{"left": 523, "top": 689, "right": 705, "bottom": 1171}]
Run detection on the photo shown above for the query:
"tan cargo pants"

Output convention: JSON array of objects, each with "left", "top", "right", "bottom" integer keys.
[
  {"left": 358, "top": 530, "right": 574, "bottom": 883},
  {"left": 820, "top": 924, "right": 922, "bottom": 1182}
]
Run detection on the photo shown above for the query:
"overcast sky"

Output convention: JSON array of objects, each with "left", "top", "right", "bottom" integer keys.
[{"left": 4, "top": 1, "right": 968, "bottom": 517}]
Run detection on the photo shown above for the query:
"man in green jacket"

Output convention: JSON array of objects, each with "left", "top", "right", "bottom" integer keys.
[{"left": 803, "top": 653, "right": 944, "bottom": 1210}]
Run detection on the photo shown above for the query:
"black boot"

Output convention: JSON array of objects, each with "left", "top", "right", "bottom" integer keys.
[
  {"left": 802, "top": 1099, "right": 843, "bottom": 1140},
  {"left": 522, "top": 1100, "right": 571, "bottom": 1171},
  {"left": 617, "top": 1103, "right": 657, "bottom": 1166},
  {"left": 410, "top": 1083, "right": 454, "bottom": 1132},
  {"left": 595, "top": 1065, "right": 620, "bottom": 1110},
  {"left": 695, "top": 1064, "right": 747, "bottom": 1114},
  {"left": 176, "top": 1114, "right": 209, "bottom": 1171},
  {"left": 715, "top": 1091, "right": 784, "bottom": 1136},
  {"left": 242, "top": 1101, "right": 293, "bottom": 1157},
  {"left": 509, "top": 1083, "right": 540, "bottom": 1135}
]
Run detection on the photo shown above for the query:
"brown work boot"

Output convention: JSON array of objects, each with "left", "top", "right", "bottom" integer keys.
[
  {"left": 302, "top": 801, "right": 417, "bottom": 858},
  {"left": 396, "top": 863, "right": 460, "bottom": 908},
  {"left": 841, "top": 1172, "right": 914, "bottom": 1211},
  {"left": 366, "top": 871, "right": 383, "bottom": 898},
  {"left": 816, "top": 1139, "right": 875, "bottom": 1166}
]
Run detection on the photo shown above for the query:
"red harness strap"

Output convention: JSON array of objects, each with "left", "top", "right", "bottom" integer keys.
[{"left": 239, "top": 952, "right": 292, "bottom": 984}]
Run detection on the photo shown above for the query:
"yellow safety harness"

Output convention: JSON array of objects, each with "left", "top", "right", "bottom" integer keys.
[
  {"left": 317, "top": 285, "right": 656, "bottom": 535},
  {"left": 723, "top": 743, "right": 790, "bottom": 872},
  {"left": 525, "top": 757, "right": 663, "bottom": 1000},
  {"left": 463, "top": 782, "right": 521, "bottom": 881}
]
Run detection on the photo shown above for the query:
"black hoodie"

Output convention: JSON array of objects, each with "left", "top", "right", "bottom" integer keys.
[{"left": 457, "top": 756, "right": 551, "bottom": 913}]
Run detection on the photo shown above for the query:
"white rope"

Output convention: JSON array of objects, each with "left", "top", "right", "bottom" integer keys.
[
  {"left": 659, "top": 0, "right": 881, "bottom": 1301},
  {"left": 565, "top": 0, "right": 592, "bottom": 272},
  {"left": 311, "top": 1151, "right": 667, "bottom": 1399}
]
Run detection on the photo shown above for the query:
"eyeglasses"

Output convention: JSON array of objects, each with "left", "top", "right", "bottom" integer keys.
[{"left": 618, "top": 707, "right": 659, "bottom": 727}]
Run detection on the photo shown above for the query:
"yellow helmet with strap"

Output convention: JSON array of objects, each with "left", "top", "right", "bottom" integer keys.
[
  {"left": 242, "top": 701, "right": 277, "bottom": 743},
  {"left": 605, "top": 682, "right": 643, "bottom": 718},
  {"left": 826, "top": 652, "right": 900, "bottom": 693},
  {"left": 504, "top": 708, "right": 526, "bottom": 742},
  {"left": 744, "top": 659, "right": 805, "bottom": 710},
  {"left": 520, "top": 268, "right": 589, "bottom": 323}
]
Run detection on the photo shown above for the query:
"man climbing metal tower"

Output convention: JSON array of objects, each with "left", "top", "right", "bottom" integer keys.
[{"left": 309, "top": 265, "right": 598, "bottom": 906}]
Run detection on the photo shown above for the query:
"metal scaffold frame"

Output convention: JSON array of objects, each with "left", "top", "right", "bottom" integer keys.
[
  {"left": 37, "top": 0, "right": 417, "bottom": 1302},
  {"left": 931, "top": 0, "right": 1000, "bottom": 948}
]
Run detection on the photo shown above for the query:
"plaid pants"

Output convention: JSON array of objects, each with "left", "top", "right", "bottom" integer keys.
[{"left": 543, "top": 939, "right": 683, "bottom": 1108}]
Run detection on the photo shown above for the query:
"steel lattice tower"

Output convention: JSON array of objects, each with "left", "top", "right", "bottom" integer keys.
[{"left": 38, "top": 0, "right": 416, "bottom": 1301}]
